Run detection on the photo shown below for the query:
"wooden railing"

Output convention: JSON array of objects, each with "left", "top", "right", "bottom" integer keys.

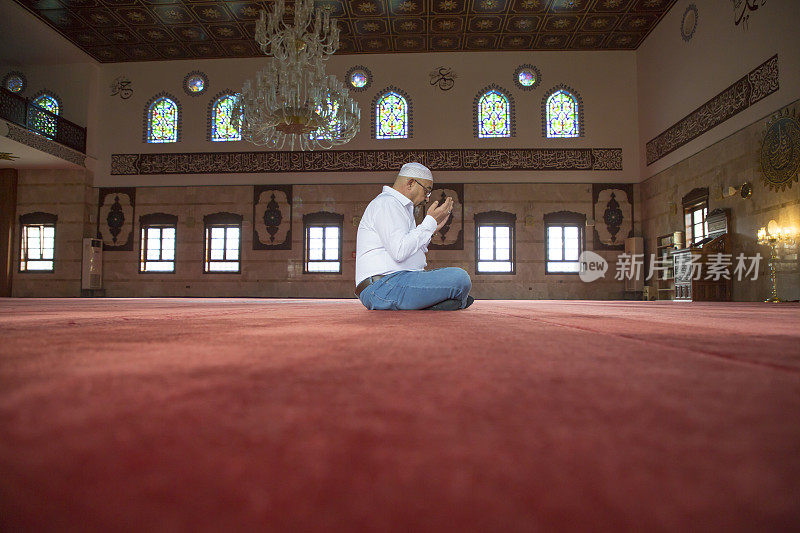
[{"left": 0, "top": 87, "right": 87, "bottom": 154}]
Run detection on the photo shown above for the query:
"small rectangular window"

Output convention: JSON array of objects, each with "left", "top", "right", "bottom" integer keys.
[
  {"left": 476, "top": 224, "right": 514, "bottom": 273},
  {"left": 686, "top": 204, "right": 708, "bottom": 245},
  {"left": 140, "top": 224, "right": 176, "bottom": 273},
  {"left": 546, "top": 224, "right": 583, "bottom": 274},
  {"left": 305, "top": 225, "right": 341, "bottom": 273},
  {"left": 20, "top": 223, "right": 55, "bottom": 272},
  {"left": 205, "top": 224, "right": 240, "bottom": 272}
]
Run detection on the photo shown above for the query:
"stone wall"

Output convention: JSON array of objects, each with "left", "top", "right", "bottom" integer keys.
[
  {"left": 12, "top": 169, "right": 95, "bottom": 297},
  {"left": 641, "top": 100, "right": 800, "bottom": 302},
  {"left": 12, "top": 177, "right": 638, "bottom": 299}
]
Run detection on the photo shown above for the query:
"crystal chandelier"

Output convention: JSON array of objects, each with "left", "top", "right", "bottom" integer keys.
[{"left": 235, "top": 0, "right": 360, "bottom": 151}]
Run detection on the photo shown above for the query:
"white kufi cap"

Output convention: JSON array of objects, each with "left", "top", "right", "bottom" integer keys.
[{"left": 398, "top": 162, "right": 433, "bottom": 182}]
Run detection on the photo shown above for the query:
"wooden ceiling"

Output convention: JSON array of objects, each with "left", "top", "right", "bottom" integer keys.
[{"left": 13, "top": 0, "right": 678, "bottom": 62}]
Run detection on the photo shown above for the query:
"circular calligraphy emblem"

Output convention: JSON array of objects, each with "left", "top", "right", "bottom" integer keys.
[{"left": 760, "top": 112, "right": 800, "bottom": 192}]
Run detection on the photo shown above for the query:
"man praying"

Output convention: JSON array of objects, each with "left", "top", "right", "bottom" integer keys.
[{"left": 355, "top": 162, "right": 474, "bottom": 310}]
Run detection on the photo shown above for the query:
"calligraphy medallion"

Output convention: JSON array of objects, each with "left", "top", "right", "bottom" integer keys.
[{"left": 759, "top": 108, "right": 800, "bottom": 192}]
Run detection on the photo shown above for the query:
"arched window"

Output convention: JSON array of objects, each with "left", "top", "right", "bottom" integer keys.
[
  {"left": 145, "top": 93, "right": 180, "bottom": 143},
  {"left": 33, "top": 93, "right": 59, "bottom": 115},
  {"left": 542, "top": 85, "right": 584, "bottom": 139},
  {"left": 209, "top": 92, "right": 242, "bottom": 142},
  {"left": 474, "top": 85, "right": 514, "bottom": 139},
  {"left": 313, "top": 96, "right": 342, "bottom": 142},
  {"left": 29, "top": 91, "right": 60, "bottom": 139},
  {"left": 372, "top": 86, "right": 412, "bottom": 140}
]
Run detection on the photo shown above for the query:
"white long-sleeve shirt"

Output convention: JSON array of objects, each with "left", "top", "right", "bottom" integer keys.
[{"left": 355, "top": 186, "right": 438, "bottom": 286}]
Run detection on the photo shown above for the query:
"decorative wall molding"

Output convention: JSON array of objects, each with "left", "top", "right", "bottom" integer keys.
[
  {"left": 111, "top": 148, "right": 623, "bottom": 175},
  {"left": 646, "top": 54, "right": 779, "bottom": 166},
  {"left": 3, "top": 121, "right": 86, "bottom": 167}
]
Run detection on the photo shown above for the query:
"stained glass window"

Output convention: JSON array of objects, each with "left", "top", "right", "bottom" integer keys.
[
  {"left": 5, "top": 74, "right": 24, "bottom": 93},
  {"left": 147, "top": 97, "right": 179, "bottom": 143},
  {"left": 29, "top": 94, "right": 59, "bottom": 139},
  {"left": 211, "top": 94, "right": 242, "bottom": 142},
  {"left": 518, "top": 69, "right": 535, "bottom": 87},
  {"left": 546, "top": 90, "right": 579, "bottom": 138},
  {"left": 314, "top": 97, "right": 340, "bottom": 140},
  {"left": 477, "top": 90, "right": 510, "bottom": 138},
  {"left": 376, "top": 91, "right": 408, "bottom": 139},
  {"left": 350, "top": 72, "right": 367, "bottom": 88},
  {"left": 186, "top": 76, "right": 204, "bottom": 94},
  {"left": 345, "top": 66, "right": 371, "bottom": 92}
]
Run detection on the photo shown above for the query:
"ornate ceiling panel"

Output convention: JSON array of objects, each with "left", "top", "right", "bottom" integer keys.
[{"left": 13, "top": 0, "right": 678, "bottom": 62}]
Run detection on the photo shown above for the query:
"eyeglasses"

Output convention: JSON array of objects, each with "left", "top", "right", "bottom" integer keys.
[{"left": 412, "top": 179, "right": 433, "bottom": 198}]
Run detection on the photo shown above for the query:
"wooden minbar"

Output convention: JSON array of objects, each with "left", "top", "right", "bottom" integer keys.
[{"left": 672, "top": 209, "right": 732, "bottom": 302}]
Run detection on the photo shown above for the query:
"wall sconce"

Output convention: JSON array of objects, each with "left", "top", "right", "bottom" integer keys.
[
  {"left": 722, "top": 181, "right": 753, "bottom": 199},
  {"left": 757, "top": 219, "right": 798, "bottom": 303}
]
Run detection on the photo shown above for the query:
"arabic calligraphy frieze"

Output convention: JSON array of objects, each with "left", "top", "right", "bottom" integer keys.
[
  {"left": 111, "top": 148, "right": 623, "bottom": 175},
  {"left": 646, "top": 55, "right": 778, "bottom": 166}
]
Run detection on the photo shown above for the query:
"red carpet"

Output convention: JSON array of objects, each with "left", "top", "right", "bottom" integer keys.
[{"left": 1, "top": 298, "right": 799, "bottom": 531}]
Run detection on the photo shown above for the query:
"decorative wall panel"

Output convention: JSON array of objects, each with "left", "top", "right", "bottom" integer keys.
[
  {"left": 646, "top": 54, "right": 779, "bottom": 165},
  {"left": 111, "top": 148, "right": 623, "bottom": 175},
  {"left": 428, "top": 183, "right": 464, "bottom": 250},
  {"left": 592, "top": 183, "right": 633, "bottom": 251},
  {"left": 97, "top": 187, "right": 135, "bottom": 251},
  {"left": 253, "top": 185, "right": 292, "bottom": 250}
]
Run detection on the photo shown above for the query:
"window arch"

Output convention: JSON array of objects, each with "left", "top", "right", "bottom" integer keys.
[
  {"left": 473, "top": 84, "right": 515, "bottom": 139},
  {"left": 314, "top": 95, "right": 341, "bottom": 142},
  {"left": 144, "top": 92, "right": 181, "bottom": 143},
  {"left": 371, "top": 86, "right": 412, "bottom": 140},
  {"left": 207, "top": 91, "right": 242, "bottom": 142},
  {"left": 32, "top": 91, "right": 60, "bottom": 115},
  {"left": 542, "top": 85, "right": 584, "bottom": 138},
  {"left": 29, "top": 90, "right": 61, "bottom": 139}
]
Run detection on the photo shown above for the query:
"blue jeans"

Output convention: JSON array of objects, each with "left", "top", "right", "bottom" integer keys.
[{"left": 358, "top": 267, "right": 472, "bottom": 310}]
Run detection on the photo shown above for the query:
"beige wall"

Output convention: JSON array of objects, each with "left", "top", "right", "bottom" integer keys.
[
  {"left": 12, "top": 176, "right": 636, "bottom": 299},
  {"left": 91, "top": 49, "right": 639, "bottom": 186},
  {"left": 641, "top": 100, "right": 800, "bottom": 302},
  {"left": 11, "top": 169, "right": 95, "bottom": 297},
  {"left": 0, "top": 62, "right": 98, "bottom": 128},
  {"left": 637, "top": 0, "right": 800, "bottom": 178}
]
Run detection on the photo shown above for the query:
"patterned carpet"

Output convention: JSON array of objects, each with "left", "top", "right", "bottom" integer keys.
[{"left": 1, "top": 299, "right": 799, "bottom": 531}]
